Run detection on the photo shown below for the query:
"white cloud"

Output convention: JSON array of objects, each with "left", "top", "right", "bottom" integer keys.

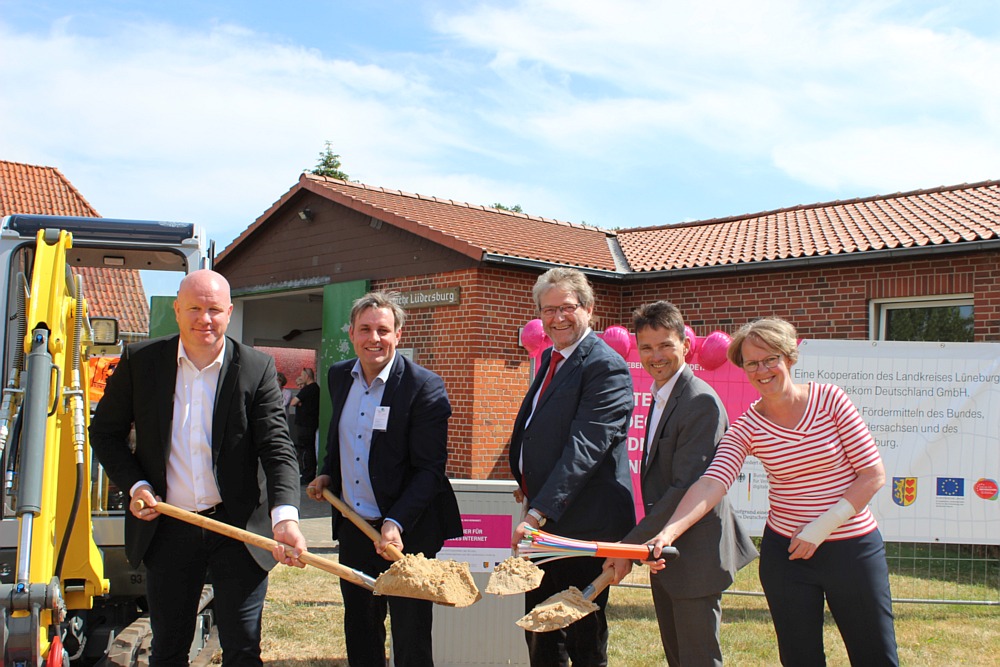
[
  {"left": 435, "top": 0, "right": 1000, "bottom": 187},
  {"left": 774, "top": 124, "right": 1000, "bottom": 193},
  {"left": 0, "top": 18, "right": 468, "bottom": 245},
  {"left": 2, "top": 0, "right": 999, "bottom": 251}
]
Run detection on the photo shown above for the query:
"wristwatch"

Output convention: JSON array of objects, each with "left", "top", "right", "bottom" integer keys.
[{"left": 527, "top": 508, "right": 547, "bottom": 527}]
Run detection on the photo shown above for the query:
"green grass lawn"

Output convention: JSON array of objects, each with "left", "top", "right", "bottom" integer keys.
[{"left": 260, "top": 554, "right": 998, "bottom": 665}]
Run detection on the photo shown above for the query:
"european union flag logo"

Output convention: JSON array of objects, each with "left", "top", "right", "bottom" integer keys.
[{"left": 936, "top": 477, "right": 965, "bottom": 497}]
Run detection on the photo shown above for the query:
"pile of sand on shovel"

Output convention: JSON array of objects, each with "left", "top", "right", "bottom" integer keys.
[
  {"left": 374, "top": 553, "right": 481, "bottom": 607},
  {"left": 515, "top": 586, "right": 598, "bottom": 633},
  {"left": 485, "top": 556, "right": 544, "bottom": 595}
]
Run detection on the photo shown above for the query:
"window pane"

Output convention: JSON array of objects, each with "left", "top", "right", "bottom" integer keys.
[{"left": 884, "top": 305, "right": 973, "bottom": 342}]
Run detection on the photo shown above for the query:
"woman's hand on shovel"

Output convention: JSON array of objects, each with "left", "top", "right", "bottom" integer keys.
[
  {"left": 643, "top": 535, "right": 673, "bottom": 572},
  {"left": 273, "top": 519, "right": 308, "bottom": 568}
]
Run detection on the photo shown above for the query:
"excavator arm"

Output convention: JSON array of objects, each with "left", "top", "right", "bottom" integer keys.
[{"left": 1, "top": 229, "right": 109, "bottom": 666}]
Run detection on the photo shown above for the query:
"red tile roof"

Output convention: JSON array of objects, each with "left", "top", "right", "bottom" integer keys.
[
  {"left": 0, "top": 160, "right": 150, "bottom": 333},
  {"left": 220, "top": 173, "right": 1000, "bottom": 279},
  {"left": 0, "top": 159, "right": 99, "bottom": 217},
  {"left": 618, "top": 180, "right": 1000, "bottom": 272},
  {"left": 218, "top": 173, "right": 621, "bottom": 272}
]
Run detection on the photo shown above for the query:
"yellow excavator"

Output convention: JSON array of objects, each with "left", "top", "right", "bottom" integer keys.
[{"left": 0, "top": 215, "right": 211, "bottom": 665}]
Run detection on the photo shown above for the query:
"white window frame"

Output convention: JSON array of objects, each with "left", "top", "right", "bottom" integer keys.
[{"left": 869, "top": 294, "right": 973, "bottom": 341}]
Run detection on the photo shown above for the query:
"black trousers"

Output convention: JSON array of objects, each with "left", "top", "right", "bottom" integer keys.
[
  {"left": 759, "top": 526, "right": 899, "bottom": 666},
  {"left": 523, "top": 556, "right": 610, "bottom": 667},
  {"left": 295, "top": 425, "right": 317, "bottom": 480},
  {"left": 143, "top": 506, "right": 269, "bottom": 667},
  {"left": 337, "top": 519, "right": 435, "bottom": 667}
]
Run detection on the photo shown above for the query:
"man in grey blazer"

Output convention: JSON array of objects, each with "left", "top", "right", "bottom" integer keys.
[
  {"left": 509, "top": 267, "right": 635, "bottom": 666},
  {"left": 605, "top": 301, "right": 756, "bottom": 666}
]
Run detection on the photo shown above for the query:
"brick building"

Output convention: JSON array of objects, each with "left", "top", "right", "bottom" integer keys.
[{"left": 214, "top": 173, "right": 1000, "bottom": 479}]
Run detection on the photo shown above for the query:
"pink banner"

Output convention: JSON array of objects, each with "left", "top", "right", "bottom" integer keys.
[
  {"left": 522, "top": 324, "right": 758, "bottom": 521},
  {"left": 443, "top": 513, "right": 512, "bottom": 549},
  {"left": 625, "top": 337, "right": 759, "bottom": 519}
]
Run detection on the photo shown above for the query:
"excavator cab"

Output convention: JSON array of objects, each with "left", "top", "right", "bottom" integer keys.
[{"left": 0, "top": 215, "right": 210, "bottom": 666}]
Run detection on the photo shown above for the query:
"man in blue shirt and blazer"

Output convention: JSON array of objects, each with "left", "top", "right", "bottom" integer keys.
[{"left": 308, "top": 291, "right": 461, "bottom": 667}]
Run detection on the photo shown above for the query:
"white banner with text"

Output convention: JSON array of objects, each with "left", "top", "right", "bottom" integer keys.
[{"left": 724, "top": 339, "right": 1000, "bottom": 544}]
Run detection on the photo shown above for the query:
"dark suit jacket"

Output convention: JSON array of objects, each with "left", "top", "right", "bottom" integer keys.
[
  {"left": 90, "top": 335, "right": 300, "bottom": 570},
  {"left": 320, "top": 354, "right": 462, "bottom": 556},
  {"left": 508, "top": 332, "right": 635, "bottom": 541},
  {"left": 624, "top": 365, "right": 757, "bottom": 598}
]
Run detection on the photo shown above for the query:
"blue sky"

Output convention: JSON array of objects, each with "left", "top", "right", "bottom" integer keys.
[{"left": 2, "top": 1, "right": 999, "bottom": 294}]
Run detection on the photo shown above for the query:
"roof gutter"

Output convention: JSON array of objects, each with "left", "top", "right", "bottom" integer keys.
[
  {"left": 623, "top": 239, "right": 1000, "bottom": 280},
  {"left": 482, "top": 253, "right": 628, "bottom": 280},
  {"left": 231, "top": 276, "right": 331, "bottom": 298}
]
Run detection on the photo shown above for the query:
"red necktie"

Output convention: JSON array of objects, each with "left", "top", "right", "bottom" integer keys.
[
  {"left": 520, "top": 350, "right": 564, "bottom": 497},
  {"left": 538, "top": 351, "right": 564, "bottom": 399}
]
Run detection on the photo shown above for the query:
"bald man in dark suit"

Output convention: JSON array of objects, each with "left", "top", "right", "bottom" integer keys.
[{"left": 91, "top": 269, "right": 304, "bottom": 667}]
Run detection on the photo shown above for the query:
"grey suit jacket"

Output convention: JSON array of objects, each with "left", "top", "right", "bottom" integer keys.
[
  {"left": 90, "top": 335, "right": 300, "bottom": 570},
  {"left": 508, "top": 332, "right": 635, "bottom": 541},
  {"left": 624, "top": 365, "right": 757, "bottom": 599}
]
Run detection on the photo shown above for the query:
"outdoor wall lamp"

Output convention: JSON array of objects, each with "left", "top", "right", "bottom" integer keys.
[{"left": 298, "top": 208, "right": 314, "bottom": 222}]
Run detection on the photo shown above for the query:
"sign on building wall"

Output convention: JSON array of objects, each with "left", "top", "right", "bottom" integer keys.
[{"left": 396, "top": 287, "right": 460, "bottom": 309}]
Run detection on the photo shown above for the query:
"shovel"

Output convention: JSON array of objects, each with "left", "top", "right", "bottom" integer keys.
[
  {"left": 485, "top": 500, "right": 544, "bottom": 596},
  {"left": 137, "top": 500, "right": 376, "bottom": 590},
  {"left": 320, "top": 488, "right": 481, "bottom": 607},
  {"left": 516, "top": 567, "right": 615, "bottom": 632},
  {"left": 485, "top": 555, "right": 545, "bottom": 595},
  {"left": 517, "top": 542, "right": 681, "bottom": 632}
]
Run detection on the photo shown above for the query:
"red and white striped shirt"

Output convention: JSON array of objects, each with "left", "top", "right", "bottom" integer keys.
[{"left": 704, "top": 383, "right": 881, "bottom": 540}]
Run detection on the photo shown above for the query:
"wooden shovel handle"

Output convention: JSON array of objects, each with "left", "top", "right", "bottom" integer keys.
[
  {"left": 580, "top": 544, "right": 680, "bottom": 599},
  {"left": 139, "top": 500, "right": 375, "bottom": 591},
  {"left": 321, "top": 489, "right": 405, "bottom": 561},
  {"left": 581, "top": 567, "right": 617, "bottom": 601}
]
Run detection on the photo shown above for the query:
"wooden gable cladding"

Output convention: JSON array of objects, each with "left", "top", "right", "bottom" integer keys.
[{"left": 217, "top": 193, "right": 479, "bottom": 294}]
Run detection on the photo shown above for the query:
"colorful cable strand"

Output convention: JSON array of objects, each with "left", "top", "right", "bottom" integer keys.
[{"left": 516, "top": 526, "right": 676, "bottom": 563}]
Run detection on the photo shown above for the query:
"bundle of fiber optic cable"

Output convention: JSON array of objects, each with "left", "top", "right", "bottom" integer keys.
[{"left": 517, "top": 526, "right": 679, "bottom": 563}]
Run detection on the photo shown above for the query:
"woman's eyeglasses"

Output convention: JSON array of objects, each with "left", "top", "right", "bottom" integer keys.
[{"left": 742, "top": 354, "right": 783, "bottom": 373}]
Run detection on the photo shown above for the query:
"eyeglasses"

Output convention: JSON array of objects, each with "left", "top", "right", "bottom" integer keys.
[
  {"left": 540, "top": 303, "right": 582, "bottom": 318},
  {"left": 742, "top": 354, "right": 783, "bottom": 373}
]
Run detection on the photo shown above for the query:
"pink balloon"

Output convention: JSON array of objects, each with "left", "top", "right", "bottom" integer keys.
[
  {"left": 684, "top": 325, "right": 699, "bottom": 363},
  {"left": 521, "top": 319, "right": 550, "bottom": 354},
  {"left": 698, "top": 330, "right": 732, "bottom": 370},
  {"left": 601, "top": 325, "right": 633, "bottom": 359}
]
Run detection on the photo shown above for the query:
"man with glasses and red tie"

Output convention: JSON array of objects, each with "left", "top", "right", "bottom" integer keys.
[{"left": 508, "top": 267, "right": 635, "bottom": 667}]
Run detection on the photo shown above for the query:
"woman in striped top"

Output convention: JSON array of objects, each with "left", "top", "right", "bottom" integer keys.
[{"left": 646, "top": 318, "right": 898, "bottom": 666}]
